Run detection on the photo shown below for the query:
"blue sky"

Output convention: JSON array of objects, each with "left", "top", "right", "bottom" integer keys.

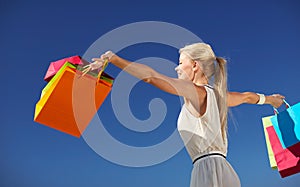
[{"left": 1, "top": 0, "right": 300, "bottom": 186}]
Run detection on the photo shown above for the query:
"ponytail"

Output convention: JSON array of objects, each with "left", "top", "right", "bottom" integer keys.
[{"left": 214, "top": 57, "right": 228, "bottom": 142}]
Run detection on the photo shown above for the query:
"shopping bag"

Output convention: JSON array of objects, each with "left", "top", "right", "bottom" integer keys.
[
  {"left": 261, "top": 116, "right": 278, "bottom": 169},
  {"left": 269, "top": 100, "right": 300, "bottom": 148},
  {"left": 41, "top": 61, "right": 77, "bottom": 98},
  {"left": 34, "top": 60, "right": 113, "bottom": 138},
  {"left": 266, "top": 125, "right": 300, "bottom": 178},
  {"left": 41, "top": 61, "right": 113, "bottom": 99},
  {"left": 44, "top": 55, "right": 84, "bottom": 82}
]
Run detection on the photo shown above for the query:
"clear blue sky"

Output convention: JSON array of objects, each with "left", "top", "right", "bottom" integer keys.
[{"left": 1, "top": 0, "right": 300, "bottom": 186}]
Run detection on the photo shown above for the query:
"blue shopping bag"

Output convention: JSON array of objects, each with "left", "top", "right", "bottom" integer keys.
[{"left": 270, "top": 100, "right": 300, "bottom": 148}]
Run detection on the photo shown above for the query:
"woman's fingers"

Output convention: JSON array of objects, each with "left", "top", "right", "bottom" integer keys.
[
  {"left": 273, "top": 94, "right": 285, "bottom": 99},
  {"left": 92, "top": 58, "right": 102, "bottom": 62},
  {"left": 271, "top": 94, "right": 285, "bottom": 108}
]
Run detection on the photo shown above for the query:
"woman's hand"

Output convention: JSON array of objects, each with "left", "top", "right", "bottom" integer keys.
[
  {"left": 266, "top": 94, "right": 285, "bottom": 108},
  {"left": 82, "top": 51, "right": 115, "bottom": 76},
  {"left": 92, "top": 50, "right": 115, "bottom": 64}
]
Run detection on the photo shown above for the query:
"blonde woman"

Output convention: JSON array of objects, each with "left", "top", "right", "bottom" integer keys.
[{"left": 87, "top": 43, "right": 285, "bottom": 187}]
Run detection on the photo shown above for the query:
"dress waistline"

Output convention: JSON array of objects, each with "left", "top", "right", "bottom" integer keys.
[{"left": 193, "top": 152, "right": 226, "bottom": 164}]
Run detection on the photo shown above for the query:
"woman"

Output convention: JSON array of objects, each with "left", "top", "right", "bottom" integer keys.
[{"left": 86, "top": 42, "right": 285, "bottom": 187}]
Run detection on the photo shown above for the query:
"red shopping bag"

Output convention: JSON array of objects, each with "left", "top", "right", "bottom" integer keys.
[
  {"left": 266, "top": 126, "right": 300, "bottom": 178},
  {"left": 44, "top": 55, "right": 85, "bottom": 82}
]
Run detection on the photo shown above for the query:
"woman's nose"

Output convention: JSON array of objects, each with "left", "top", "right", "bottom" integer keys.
[{"left": 175, "top": 65, "right": 179, "bottom": 71}]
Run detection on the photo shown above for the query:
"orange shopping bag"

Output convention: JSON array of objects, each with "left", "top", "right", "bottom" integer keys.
[{"left": 34, "top": 61, "right": 113, "bottom": 138}]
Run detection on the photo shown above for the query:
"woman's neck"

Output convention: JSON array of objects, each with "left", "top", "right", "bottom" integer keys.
[
  {"left": 193, "top": 78, "right": 208, "bottom": 86},
  {"left": 192, "top": 72, "right": 208, "bottom": 86}
]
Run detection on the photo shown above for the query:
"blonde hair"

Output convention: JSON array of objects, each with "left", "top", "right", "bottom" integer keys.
[{"left": 179, "top": 43, "right": 228, "bottom": 141}]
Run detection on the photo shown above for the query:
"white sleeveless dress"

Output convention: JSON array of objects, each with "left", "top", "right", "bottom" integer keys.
[{"left": 177, "top": 85, "right": 241, "bottom": 187}]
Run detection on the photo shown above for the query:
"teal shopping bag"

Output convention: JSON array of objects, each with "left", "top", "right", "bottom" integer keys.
[{"left": 270, "top": 100, "right": 300, "bottom": 148}]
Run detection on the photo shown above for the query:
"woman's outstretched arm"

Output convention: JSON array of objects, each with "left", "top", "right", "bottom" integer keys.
[
  {"left": 227, "top": 92, "right": 285, "bottom": 108},
  {"left": 91, "top": 52, "right": 206, "bottom": 104}
]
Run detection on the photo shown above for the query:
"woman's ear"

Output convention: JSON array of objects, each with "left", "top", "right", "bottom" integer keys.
[{"left": 192, "top": 61, "right": 198, "bottom": 71}]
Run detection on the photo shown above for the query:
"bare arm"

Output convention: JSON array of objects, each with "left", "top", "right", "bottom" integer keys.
[
  {"left": 109, "top": 55, "right": 205, "bottom": 102},
  {"left": 227, "top": 92, "right": 285, "bottom": 108}
]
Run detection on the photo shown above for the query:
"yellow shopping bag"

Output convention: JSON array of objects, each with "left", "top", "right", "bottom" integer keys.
[{"left": 262, "top": 116, "right": 278, "bottom": 169}]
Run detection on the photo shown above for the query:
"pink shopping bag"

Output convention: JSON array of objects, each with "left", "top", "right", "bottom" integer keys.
[
  {"left": 44, "top": 55, "right": 85, "bottom": 82},
  {"left": 266, "top": 125, "right": 300, "bottom": 178}
]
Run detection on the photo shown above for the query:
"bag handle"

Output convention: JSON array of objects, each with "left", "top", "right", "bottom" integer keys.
[
  {"left": 96, "top": 59, "right": 109, "bottom": 85},
  {"left": 273, "top": 99, "right": 290, "bottom": 114}
]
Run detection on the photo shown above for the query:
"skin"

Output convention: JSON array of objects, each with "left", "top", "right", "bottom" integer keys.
[{"left": 92, "top": 51, "right": 285, "bottom": 116}]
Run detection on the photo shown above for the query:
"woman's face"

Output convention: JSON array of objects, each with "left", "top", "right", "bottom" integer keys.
[{"left": 175, "top": 53, "right": 194, "bottom": 80}]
